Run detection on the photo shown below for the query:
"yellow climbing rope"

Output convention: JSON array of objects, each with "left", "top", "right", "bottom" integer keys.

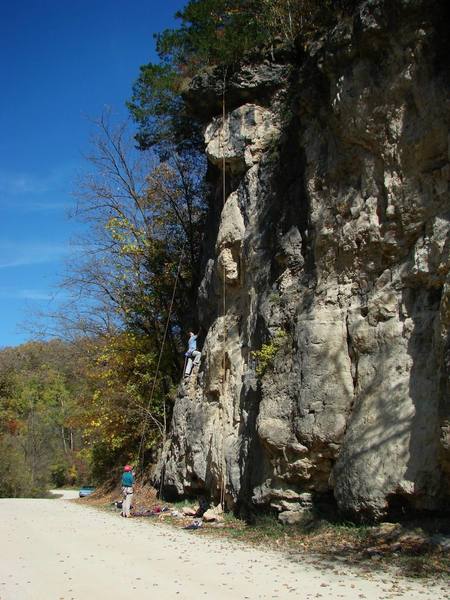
[
  {"left": 138, "top": 70, "right": 229, "bottom": 509},
  {"left": 219, "top": 68, "right": 228, "bottom": 510}
]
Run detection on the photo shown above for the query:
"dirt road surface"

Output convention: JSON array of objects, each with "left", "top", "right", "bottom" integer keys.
[{"left": 0, "top": 492, "right": 447, "bottom": 600}]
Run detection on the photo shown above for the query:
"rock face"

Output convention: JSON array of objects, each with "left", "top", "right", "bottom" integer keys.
[
  {"left": 156, "top": 0, "right": 450, "bottom": 521},
  {"left": 205, "top": 104, "right": 281, "bottom": 172}
]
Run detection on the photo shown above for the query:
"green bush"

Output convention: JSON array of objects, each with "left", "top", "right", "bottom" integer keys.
[
  {"left": 252, "top": 330, "right": 287, "bottom": 376},
  {"left": 50, "top": 464, "right": 68, "bottom": 488}
]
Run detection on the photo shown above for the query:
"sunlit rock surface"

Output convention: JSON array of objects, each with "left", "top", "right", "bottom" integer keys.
[{"left": 156, "top": 0, "right": 449, "bottom": 521}]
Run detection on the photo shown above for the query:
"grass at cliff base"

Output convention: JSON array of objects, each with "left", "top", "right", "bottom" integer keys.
[
  {"left": 76, "top": 486, "right": 449, "bottom": 580},
  {"left": 226, "top": 514, "right": 449, "bottom": 579}
]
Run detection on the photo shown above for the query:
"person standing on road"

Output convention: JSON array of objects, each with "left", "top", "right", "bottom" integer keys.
[{"left": 121, "top": 465, "right": 134, "bottom": 517}]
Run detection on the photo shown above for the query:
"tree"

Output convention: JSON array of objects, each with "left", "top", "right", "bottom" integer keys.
[
  {"left": 128, "top": 0, "right": 264, "bottom": 151},
  {"left": 52, "top": 111, "right": 209, "bottom": 473},
  {"left": 0, "top": 341, "right": 93, "bottom": 496},
  {"left": 67, "top": 111, "right": 206, "bottom": 344},
  {"left": 128, "top": 0, "right": 360, "bottom": 151}
]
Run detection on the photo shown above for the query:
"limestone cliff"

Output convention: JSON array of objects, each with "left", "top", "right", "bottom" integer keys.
[{"left": 156, "top": 0, "right": 450, "bottom": 521}]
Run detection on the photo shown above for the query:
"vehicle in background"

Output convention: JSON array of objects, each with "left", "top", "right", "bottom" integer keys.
[{"left": 79, "top": 486, "right": 96, "bottom": 498}]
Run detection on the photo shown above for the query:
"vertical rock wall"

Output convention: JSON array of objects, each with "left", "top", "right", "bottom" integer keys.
[{"left": 156, "top": 0, "right": 449, "bottom": 521}]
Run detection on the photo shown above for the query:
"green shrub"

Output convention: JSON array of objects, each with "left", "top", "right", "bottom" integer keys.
[
  {"left": 252, "top": 330, "right": 287, "bottom": 376},
  {"left": 50, "top": 464, "right": 68, "bottom": 488}
]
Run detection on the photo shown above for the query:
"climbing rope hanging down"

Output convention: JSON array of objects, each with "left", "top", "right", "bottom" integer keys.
[
  {"left": 136, "top": 245, "right": 185, "bottom": 475},
  {"left": 219, "top": 68, "right": 228, "bottom": 510},
  {"left": 137, "top": 70, "right": 229, "bottom": 504}
]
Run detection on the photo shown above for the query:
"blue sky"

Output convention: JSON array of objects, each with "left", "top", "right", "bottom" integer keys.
[{"left": 0, "top": 0, "right": 185, "bottom": 348}]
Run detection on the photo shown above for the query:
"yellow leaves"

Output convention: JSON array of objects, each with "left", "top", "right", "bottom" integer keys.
[
  {"left": 106, "top": 216, "right": 131, "bottom": 231},
  {"left": 68, "top": 465, "right": 78, "bottom": 481},
  {"left": 109, "top": 434, "right": 124, "bottom": 450},
  {"left": 120, "top": 243, "right": 141, "bottom": 256},
  {"left": 105, "top": 216, "right": 145, "bottom": 256}
]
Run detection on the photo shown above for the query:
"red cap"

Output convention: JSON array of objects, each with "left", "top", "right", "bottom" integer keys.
[{"left": 124, "top": 465, "right": 132, "bottom": 472}]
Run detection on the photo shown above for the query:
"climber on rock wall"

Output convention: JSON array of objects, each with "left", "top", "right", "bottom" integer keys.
[{"left": 184, "top": 331, "right": 201, "bottom": 377}]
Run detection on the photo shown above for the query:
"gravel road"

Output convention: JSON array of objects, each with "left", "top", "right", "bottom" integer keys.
[{"left": 0, "top": 492, "right": 447, "bottom": 600}]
